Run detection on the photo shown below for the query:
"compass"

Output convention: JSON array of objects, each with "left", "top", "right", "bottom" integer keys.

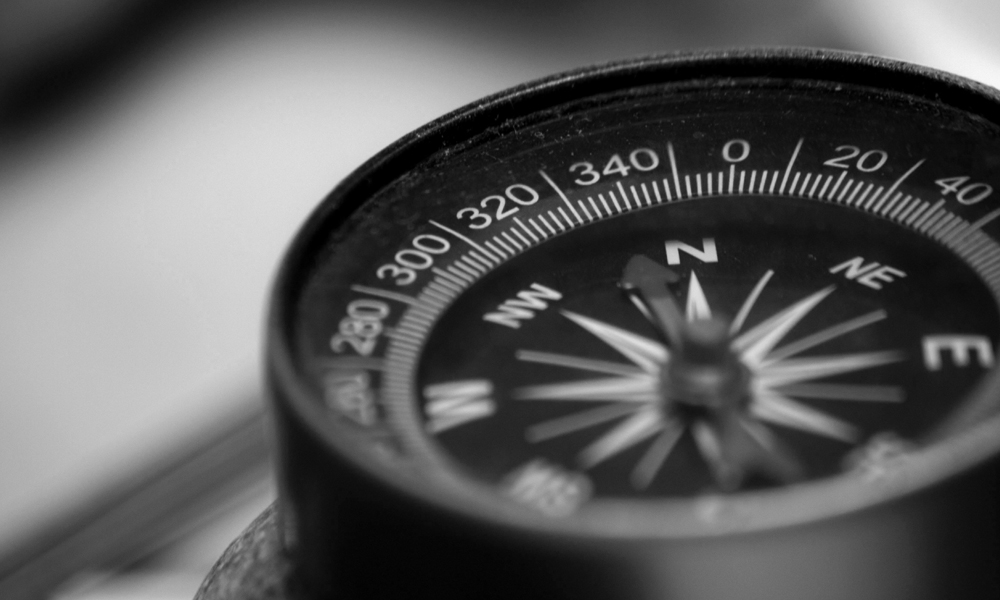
[{"left": 267, "top": 49, "right": 1000, "bottom": 599}]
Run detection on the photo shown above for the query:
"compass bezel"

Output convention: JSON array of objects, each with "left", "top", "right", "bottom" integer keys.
[{"left": 267, "top": 48, "right": 1000, "bottom": 540}]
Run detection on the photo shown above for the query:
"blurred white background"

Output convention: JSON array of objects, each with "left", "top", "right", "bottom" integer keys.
[{"left": 0, "top": 0, "right": 998, "bottom": 597}]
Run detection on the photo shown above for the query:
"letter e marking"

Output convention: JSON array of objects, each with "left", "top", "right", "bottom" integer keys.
[{"left": 923, "top": 335, "right": 995, "bottom": 371}]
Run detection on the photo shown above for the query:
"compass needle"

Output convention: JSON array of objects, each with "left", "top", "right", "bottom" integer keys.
[
  {"left": 763, "top": 310, "right": 888, "bottom": 364},
  {"left": 262, "top": 51, "right": 1000, "bottom": 600},
  {"left": 526, "top": 403, "right": 642, "bottom": 442},
  {"left": 730, "top": 269, "right": 774, "bottom": 335},
  {"left": 691, "top": 422, "right": 737, "bottom": 488},
  {"left": 734, "top": 286, "right": 835, "bottom": 365},
  {"left": 515, "top": 349, "right": 645, "bottom": 377},
  {"left": 627, "top": 293, "right": 653, "bottom": 322},
  {"left": 684, "top": 272, "right": 713, "bottom": 321},
  {"left": 757, "top": 351, "right": 905, "bottom": 387},
  {"left": 515, "top": 376, "right": 657, "bottom": 402},
  {"left": 752, "top": 391, "right": 860, "bottom": 442},
  {"left": 620, "top": 255, "right": 687, "bottom": 346},
  {"left": 734, "top": 417, "right": 804, "bottom": 484},
  {"left": 561, "top": 310, "right": 667, "bottom": 372},
  {"left": 630, "top": 420, "right": 685, "bottom": 489},
  {"left": 578, "top": 408, "right": 665, "bottom": 468},
  {"left": 777, "top": 382, "right": 905, "bottom": 403}
]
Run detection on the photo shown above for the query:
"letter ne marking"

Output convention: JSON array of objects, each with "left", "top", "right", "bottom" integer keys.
[{"left": 829, "top": 256, "right": 906, "bottom": 290}]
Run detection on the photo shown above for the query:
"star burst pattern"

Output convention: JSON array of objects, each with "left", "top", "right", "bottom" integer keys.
[{"left": 514, "top": 270, "right": 904, "bottom": 489}]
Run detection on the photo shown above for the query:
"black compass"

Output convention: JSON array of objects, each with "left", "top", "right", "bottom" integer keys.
[{"left": 268, "top": 49, "right": 1000, "bottom": 599}]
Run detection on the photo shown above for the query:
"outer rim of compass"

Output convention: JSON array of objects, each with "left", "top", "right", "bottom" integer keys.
[{"left": 266, "top": 47, "right": 1000, "bottom": 539}]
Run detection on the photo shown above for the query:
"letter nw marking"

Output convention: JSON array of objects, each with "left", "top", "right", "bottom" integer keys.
[{"left": 483, "top": 283, "right": 563, "bottom": 328}]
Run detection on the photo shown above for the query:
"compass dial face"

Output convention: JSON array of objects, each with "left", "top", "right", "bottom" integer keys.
[
  {"left": 284, "top": 68, "right": 1000, "bottom": 534},
  {"left": 417, "top": 196, "right": 996, "bottom": 502}
]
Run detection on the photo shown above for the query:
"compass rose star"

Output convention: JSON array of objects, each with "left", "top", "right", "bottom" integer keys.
[{"left": 515, "top": 269, "right": 904, "bottom": 490}]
